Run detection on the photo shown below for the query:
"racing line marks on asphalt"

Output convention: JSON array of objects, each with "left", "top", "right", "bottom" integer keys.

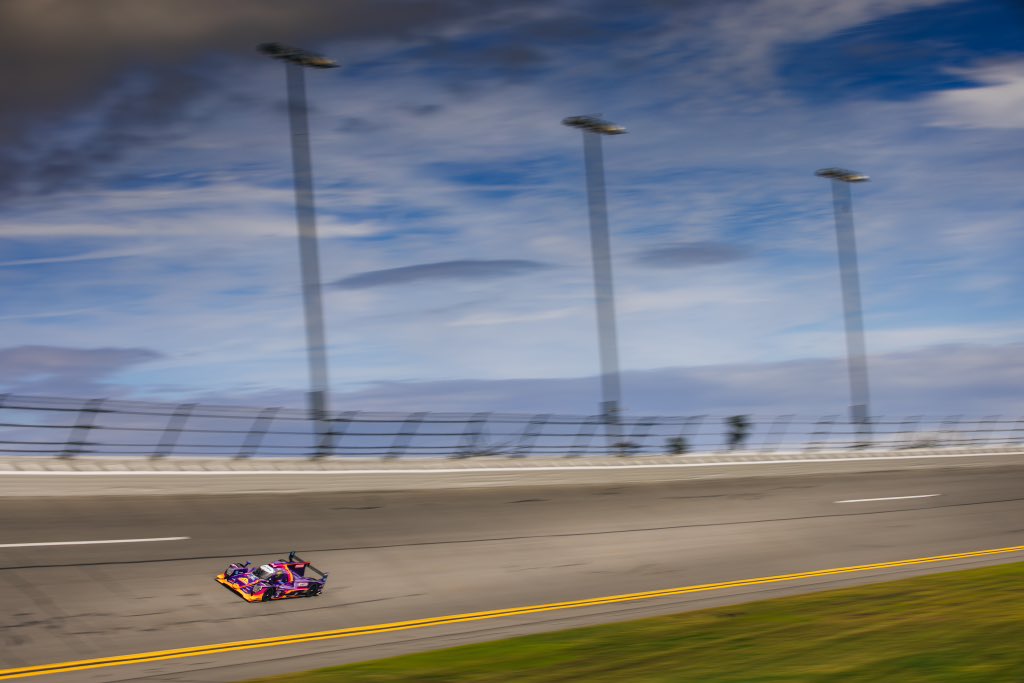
[
  {"left": 0, "top": 537, "right": 189, "bottom": 549},
  {"left": 1, "top": 544, "right": 1022, "bottom": 680},
  {"left": 836, "top": 494, "right": 941, "bottom": 504}
]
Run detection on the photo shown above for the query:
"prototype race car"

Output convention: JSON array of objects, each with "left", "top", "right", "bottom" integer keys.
[{"left": 216, "top": 551, "right": 328, "bottom": 602}]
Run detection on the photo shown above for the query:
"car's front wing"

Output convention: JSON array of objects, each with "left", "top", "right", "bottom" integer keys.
[{"left": 216, "top": 573, "right": 313, "bottom": 602}]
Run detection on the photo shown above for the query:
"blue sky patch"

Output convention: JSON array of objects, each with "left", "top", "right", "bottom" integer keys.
[{"left": 778, "top": 1, "right": 1024, "bottom": 102}]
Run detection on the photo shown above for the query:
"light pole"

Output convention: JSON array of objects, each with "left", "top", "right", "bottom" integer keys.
[
  {"left": 816, "top": 167, "right": 872, "bottom": 445},
  {"left": 259, "top": 42, "right": 338, "bottom": 456},
  {"left": 563, "top": 115, "right": 627, "bottom": 450}
]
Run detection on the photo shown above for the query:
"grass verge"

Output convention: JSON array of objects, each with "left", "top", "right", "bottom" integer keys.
[{"left": 245, "top": 561, "right": 1024, "bottom": 682}]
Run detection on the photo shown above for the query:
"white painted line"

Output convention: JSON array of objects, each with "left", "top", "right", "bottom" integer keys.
[
  {"left": 0, "top": 450, "right": 1015, "bottom": 475},
  {"left": 836, "top": 494, "right": 941, "bottom": 504},
  {"left": 0, "top": 536, "right": 189, "bottom": 548}
]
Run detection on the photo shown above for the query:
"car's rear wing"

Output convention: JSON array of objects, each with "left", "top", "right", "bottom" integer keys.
[{"left": 287, "top": 551, "right": 328, "bottom": 580}]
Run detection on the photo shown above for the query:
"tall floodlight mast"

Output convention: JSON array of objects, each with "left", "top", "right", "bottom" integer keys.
[
  {"left": 563, "top": 115, "right": 627, "bottom": 452},
  {"left": 816, "top": 167, "right": 872, "bottom": 445},
  {"left": 259, "top": 42, "right": 338, "bottom": 456}
]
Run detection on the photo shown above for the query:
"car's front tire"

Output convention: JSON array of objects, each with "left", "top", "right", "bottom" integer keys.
[{"left": 261, "top": 587, "right": 276, "bottom": 602}]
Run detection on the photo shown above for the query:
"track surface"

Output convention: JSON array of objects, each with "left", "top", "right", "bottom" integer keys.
[{"left": 2, "top": 459, "right": 1023, "bottom": 681}]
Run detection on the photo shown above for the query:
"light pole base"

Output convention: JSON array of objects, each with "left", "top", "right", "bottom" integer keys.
[{"left": 850, "top": 403, "right": 872, "bottom": 448}]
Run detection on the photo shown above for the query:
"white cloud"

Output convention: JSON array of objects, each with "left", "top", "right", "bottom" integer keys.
[
  {"left": 0, "top": 246, "right": 161, "bottom": 267},
  {"left": 927, "top": 60, "right": 1024, "bottom": 129},
  {"left": 0, "top": 307, "right": 104, "bottom": 322},
  {"left": 448, "top": 307, "right": 575, "bottom": 327},
  {"left": 864, "top": 324, "right": 1024, "bottom": 351},
  {"left": 0, "top": 345, "right": 162, "bottom": 396}
]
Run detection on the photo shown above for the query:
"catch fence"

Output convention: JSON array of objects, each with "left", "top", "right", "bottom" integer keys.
[{"left": 0, "top": 394, "right": 1020, "bottom": 459}]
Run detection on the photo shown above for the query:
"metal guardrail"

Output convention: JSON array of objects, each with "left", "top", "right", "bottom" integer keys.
[{"left": 0, "top": 394, "right": 1021, "bottom": 459}]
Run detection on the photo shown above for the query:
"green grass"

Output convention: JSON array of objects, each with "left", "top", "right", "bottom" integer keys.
[{"left": 245, "top": 562, "right": 1024, "bottom": 682}]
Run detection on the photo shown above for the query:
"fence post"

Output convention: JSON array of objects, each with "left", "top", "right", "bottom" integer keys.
[
  {"left": 514, "top": 414, "right": 550, "bottom": 458},
  {"left": 758, "top": 415, "right": 793, "bottom": 453},
  {"left": 312, "top": 412, "right": 336, "bottom": 459},
  {"left": 60, "top": 398, "right": 107, "bottom": 459},
  {"left": 965, "top": 416, "right": 987, "bottom": 447},
  {"left": 455, "top": 412, "right": 491, "bottom": 458},
  {"left": 622, "top": 417, "right": 656, "bottom": 456},
  {"left": 236, "top": 407, "right": 279, "bottom": 459},
  {"left": 675, "top": 415, "right": 706, "bottom": 454},
  {"left": 804, "top": 415, "right": 839, "bottom": 452},
  {"left": 568, "top": 415, "right": 601, "bottom": 457},
  {"left": 898, "top": 416, "right": 922, "bottom": 449},
  {"left": 327, "top": 411, "right": 359, "bottom": 458},
  {"left": 938, "top": 415, "right": 962, "bottom": 448},
  {"left": 152, "top": 403, "right": 196, "bottom": 459},
  {"left": 388, "top": 412, "right": 427, "bottom": 460},
  {"left": 1011, "top": 416, "right": 1024, "bottom": 446},
  {"left": 979, "top": 415, "right": 1001, "bottom": 446}
]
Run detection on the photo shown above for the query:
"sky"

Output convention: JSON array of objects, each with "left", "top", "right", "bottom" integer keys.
[{"left": 0, "top": 0, "right": 1022, "bottom": 418}]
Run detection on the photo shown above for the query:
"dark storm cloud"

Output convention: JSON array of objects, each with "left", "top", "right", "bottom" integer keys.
[
  {"left": 0, "top": 0, "right": 558, "bottom": 194},
  {"left": 0, "top": 345, "right": 163, "bottom": 396},
  {"left": 331, "top": 259, "right": 551, "bottom": 289},
  {"left": 0, "top": 70, "right": 209, "bottom": 195},
  {"left": 634, "top": 242, "right": 750, "bottom": 268},
  {"left": 0, "top": 0, "right": 734, "bottom": 196},
  {"left": 413, "top": 39, "right": 549, "bottom": 74},
  {"left": 0, "top": 0, "right": 505, "bottom": 126}
]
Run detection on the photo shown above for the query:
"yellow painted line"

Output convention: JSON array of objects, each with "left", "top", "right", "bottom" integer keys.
[{"left": 2, "top": 545, "right": 1021, "bottom": 680}]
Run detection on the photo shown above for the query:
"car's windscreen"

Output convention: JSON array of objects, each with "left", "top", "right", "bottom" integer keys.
[{"left": 254, "top": 565, "right": 276, "bottom": 580}]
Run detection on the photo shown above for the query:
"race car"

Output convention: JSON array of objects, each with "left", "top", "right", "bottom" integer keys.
[{"left": 216, "top": 551, "right": 328, "bottom": 602}]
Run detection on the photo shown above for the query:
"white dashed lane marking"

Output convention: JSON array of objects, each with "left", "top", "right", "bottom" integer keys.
[
  {"left": 0, "top": 537, "right": 190, "bottom": 548},
  {"left": 836, "top": 494, "right": 941, "bottom": 504}
]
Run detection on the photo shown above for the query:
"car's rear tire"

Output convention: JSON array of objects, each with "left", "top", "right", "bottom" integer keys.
[{"left": 306, "top": 583, "right": 322, "bottom": 597}]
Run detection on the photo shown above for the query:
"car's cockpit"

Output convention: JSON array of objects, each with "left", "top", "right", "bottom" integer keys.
[{"left": 254, "top": 564, "right": 279, "bottom": 581}]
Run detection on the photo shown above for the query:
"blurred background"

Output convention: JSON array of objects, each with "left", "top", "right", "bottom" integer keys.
[{"left": 1, "top": 0, "right": 1022, "bottom": 419}]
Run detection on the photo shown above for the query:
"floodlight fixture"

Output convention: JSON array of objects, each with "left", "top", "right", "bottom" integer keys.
[
  {"left": 816, "top": 167, "right": 869, "bottom": 183},
  {"left": 258, "top": 42, "right": 339, "bottom": 69},
  {"left": 562, "top": 115, "right": 627, "bottom": 136}
]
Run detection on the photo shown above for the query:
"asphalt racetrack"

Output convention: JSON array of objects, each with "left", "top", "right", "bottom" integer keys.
[{"left": 2, "top": 455, "right": 1023, "bottom": 681}]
